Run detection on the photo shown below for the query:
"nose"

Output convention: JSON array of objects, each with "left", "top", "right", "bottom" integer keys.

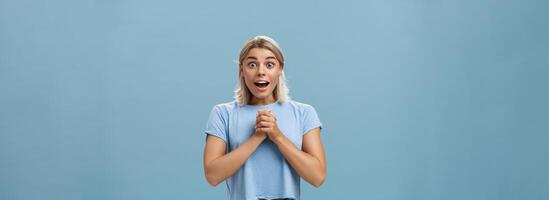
[{"left": 257, "top": 64, "right": 266, "bottom": 76}]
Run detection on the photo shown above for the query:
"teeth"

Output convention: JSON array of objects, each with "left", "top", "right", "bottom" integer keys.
[{"left": 256, "top": 81, "right": 268, "bottom": 83}]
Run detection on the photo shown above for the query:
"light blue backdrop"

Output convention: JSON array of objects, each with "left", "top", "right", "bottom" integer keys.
[{"left": 1, "top": 0, "right": 548, "bottom": 199}]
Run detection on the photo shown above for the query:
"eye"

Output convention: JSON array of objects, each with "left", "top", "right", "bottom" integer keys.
[
  {"left": 247, "top": 62, "right": 257, "bottom": 68},
  {"left": 266, "top": 62, "right": 275, "bottom": 69}
]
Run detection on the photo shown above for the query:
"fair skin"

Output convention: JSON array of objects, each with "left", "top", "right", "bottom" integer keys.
[{"left": 203, "top": 48, "right": 327, "bottom": 188}]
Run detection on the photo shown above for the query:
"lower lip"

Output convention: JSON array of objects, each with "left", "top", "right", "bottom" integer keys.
[{"left": 256, "top": 85, "right": 269, "bottom": 91}]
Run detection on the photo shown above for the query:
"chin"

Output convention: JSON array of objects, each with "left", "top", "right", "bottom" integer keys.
[
  {"left": 251, "top": 91, "right": 273, "bottom": 99},
  {"left": 251, "top": 94, "right": 270, "bottom": 99}
]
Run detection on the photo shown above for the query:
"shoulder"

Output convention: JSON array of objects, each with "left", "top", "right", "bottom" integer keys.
[
  {"left": 210, "top": 101, "right": 238, "bottom": 115},
  {"left": 212, "top": 101, "right": 238, "bottom": 110},
  {"left": 285, "top": 100, "right": 322, "bottom": 132},
  {"left": 284, "top": 100, "right": 317, "bottom": 113}
]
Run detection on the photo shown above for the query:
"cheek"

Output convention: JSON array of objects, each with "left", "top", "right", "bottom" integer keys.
[
  {"left": 244, "top": 78, "right": 254, "bottom": 88},
  {"left": 242, "top": 72, "right": 253, "bottom": 84},
  {"left": 271, "top": 72, "right": 281, "bottom": 84}
]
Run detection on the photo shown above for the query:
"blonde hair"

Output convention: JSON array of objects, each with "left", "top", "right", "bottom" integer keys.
[{"left": 234, "top": 36, "right": 290, "bottom": 105}]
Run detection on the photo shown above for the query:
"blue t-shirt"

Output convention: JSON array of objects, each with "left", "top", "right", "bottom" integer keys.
[{"left": 204, "top": 100, "right": 322, "bottom": 200}]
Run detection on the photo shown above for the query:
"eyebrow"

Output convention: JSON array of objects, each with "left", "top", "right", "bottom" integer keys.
[
  {"left": 245, "top": 56, "right": 258, "bottom": 60},
  {"left": 245, "top": 56, "right": 277, "bottom": 61}
]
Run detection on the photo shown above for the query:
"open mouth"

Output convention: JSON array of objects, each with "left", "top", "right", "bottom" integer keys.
[{"left": 254, "top": 80, "right": 270, "bottom": 89}]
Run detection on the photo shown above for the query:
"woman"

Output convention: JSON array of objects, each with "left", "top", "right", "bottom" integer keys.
[{"left": 203, "top": 35, "right": 326, "bottom": 200}]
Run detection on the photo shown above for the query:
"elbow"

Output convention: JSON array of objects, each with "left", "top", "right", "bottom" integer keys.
[
  {"left": 311, "top": 171, "right": 326, "bottom": 188},
  {"left": 206, "top": 178, "right": 222, "bottom": 186},
  {"left": 205, "top": 172, "right": 222, "bottom": 186},
  {"left": 204, "top": 166, "right": 223, "bottom": 186}
]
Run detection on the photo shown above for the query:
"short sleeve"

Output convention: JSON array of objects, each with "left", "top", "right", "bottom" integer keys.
[
  {"left": 301, "top": 105, "right": 322, "bottom": 135},
  {"left": 204, "top": 105, "right": 228, "bottom": 144}
]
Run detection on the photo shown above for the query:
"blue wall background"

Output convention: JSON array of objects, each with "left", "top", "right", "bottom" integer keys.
[{"left": 1, "top": 0, "right": 548, "bottom": 199}]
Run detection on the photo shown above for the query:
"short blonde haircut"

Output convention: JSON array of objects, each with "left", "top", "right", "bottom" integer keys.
[{"left": 234, "top": 36, "right": 290, "bottom": 105}]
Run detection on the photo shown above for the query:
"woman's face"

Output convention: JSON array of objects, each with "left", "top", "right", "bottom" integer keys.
[{"left": 241, "top": 48, "right": 282, "bottom": 104}]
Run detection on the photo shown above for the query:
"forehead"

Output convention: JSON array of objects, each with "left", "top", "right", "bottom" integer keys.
[{"left": 245, "top": 48, "right": 277, "bottom": 60}]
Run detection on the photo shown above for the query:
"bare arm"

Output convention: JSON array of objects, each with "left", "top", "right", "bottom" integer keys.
[
  {"left": 272, "top": 128, "right": 326, "bottom": 187},
  {"left": 256, "top": 111, "right": 327, "bottom": 187},
  {"left": 203, "top": 132, "right": 266, "bottom": 186}
]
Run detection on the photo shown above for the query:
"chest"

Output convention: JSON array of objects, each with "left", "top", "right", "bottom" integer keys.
[{"left": 227, "top": 109, "right": 302, "bottom": 150}]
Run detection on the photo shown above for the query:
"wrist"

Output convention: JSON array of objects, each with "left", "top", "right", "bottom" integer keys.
[
  {"left": 254, "top": 132, "right": 267, "bottom": 140},
  {"left": 271, "top": 131, "right": 285, "bottom": 144}
]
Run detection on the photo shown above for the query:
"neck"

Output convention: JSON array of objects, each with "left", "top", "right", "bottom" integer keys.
[{"left": 249, "top": 96, "right": 276, "bottom": 105}]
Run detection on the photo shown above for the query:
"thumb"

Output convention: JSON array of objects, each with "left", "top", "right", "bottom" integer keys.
[{"left": 268, "top": 110, "right": 278, "bottom": 121}]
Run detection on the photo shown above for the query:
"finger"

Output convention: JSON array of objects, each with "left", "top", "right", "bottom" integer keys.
[
  {"left": 257, "top": 113, "right": 270, "bottom": 117},
  {"left": 257, "top": 121, "right": 273, "bottom": 128},
  {"left": 257, "top": 115, "right": 274, "bottom": 123},
  {"left": 256, "top": 113, "right": 268, "bottom": 121},
  {"left": 257, "top": 111, "right": 268, "bottom": 121},
  {"left": 255, "top": 122, "right": 273, "bottom": 128},
  {"left": 257, "top": 110, "right": 270, "bottom": 115},
  {"left": 256, "top": 127, "right": 269, "bottom": 133},
  {"left": 258, "top": 110, "right": 277, "bottom": 122},
  {"left": 265, "top": 113, "right": 277, "bottom": 122},
  {"left": 258, "top": 112, "right": 276, "bottom": 118},
  {"left": 255, "top": 118, "right": 265, "bottom": 127},
  {"left": 256, "top": 122, "right": 266, "bottom": 129},
  {"left": 265, "top": 110, "right": 277, "bottom": 121}
]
